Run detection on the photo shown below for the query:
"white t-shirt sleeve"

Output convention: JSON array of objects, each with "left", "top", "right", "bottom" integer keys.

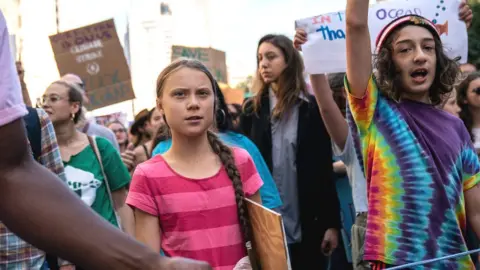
[
  {"left": 332, "top": 129, "right": 354, "bottom": 166},
  {"left": 0, "top": 11, "right": 27, "bottom": 127}
]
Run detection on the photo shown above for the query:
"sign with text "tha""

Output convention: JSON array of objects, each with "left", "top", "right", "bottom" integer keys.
[{"left": 295, "top": 0, "right": 468, "bottom": 74}]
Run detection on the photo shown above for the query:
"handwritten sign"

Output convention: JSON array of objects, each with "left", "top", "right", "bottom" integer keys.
[
  {"left": 171, "top": 45, "right": 228, "bottom": 84},
  {"left": 295, "top": 0, "right": 468, "bottom": 74},
  {"left": 95, "top": 111, "right": 127, "bottom": 126},
  {"left": 49, "top": 19, "right": 135, "bottom": 110}
]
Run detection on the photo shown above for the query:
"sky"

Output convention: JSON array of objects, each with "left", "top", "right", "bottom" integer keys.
[
  {"left": 54, "top": 0, "right": 359, "bottom": 84},
  {"left": 1, "top": 0, "right": 375, "bottom": 117},
  {"left": 202, "top": 0, "right": 356, "bottom": 82}
]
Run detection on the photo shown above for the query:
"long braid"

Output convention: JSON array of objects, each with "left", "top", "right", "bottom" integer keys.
[{"left": 207, "top": 130, "right": 258, "bottom": 269}]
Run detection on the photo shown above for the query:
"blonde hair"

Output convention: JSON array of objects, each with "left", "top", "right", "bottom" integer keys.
[{"left": 156, "top": 58, "right": 257, "bottom": 268}]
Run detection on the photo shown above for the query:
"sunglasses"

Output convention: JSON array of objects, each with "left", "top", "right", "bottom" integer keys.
[
  {"left": 111, "top": 128, "right": 126, "bottom": 134},
  {"left": 41, "top": 94, "right": 68, "bottom": 105}
]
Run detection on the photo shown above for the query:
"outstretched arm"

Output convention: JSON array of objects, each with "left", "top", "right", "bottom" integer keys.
[
  {"left": 0, "top": 119, "right": 165, "bottom": 269},
  {"left": 346, "top": 0, "right": 372, "bottom": 97}
]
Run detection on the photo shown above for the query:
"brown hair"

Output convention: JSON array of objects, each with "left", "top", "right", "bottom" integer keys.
[
  {"left": 130, "top": 109, "right": 153, "bottom": 147},
  {"left": 156, "top": 58, "right": 257, "bottom": 267},
  {"left": 374, "top": 25, "right": 460, "bottom": 106},
  {"left": 252, "top": 34, "right": 308, "bottom": 118},
  {"left": 328, "top": 72, "right": 347, "bottom": 117},
  {"left": 458, "top": 72, "right": 480, "bottom": 141}
]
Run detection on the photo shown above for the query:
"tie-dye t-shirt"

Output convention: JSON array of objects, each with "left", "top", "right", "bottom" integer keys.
[{"left": 345, "top": 75, "right": 480, "bottom": 268}]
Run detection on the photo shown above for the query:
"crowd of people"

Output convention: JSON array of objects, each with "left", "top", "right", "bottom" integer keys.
[{"left": 0, "top": 0, "right": 479, "bottom": 269}]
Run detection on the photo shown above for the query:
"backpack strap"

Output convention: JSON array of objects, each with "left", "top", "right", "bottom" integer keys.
[{"left": 23, "top": 107, "right": 41, "bottom": 161}]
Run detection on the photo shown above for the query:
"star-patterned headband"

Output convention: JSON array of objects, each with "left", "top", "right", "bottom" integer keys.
[{"left": 375, "top": 15, "right": 440, "bottom": 54}]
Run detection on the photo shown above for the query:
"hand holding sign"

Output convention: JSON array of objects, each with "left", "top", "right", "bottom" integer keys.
[
  {"left": 295, "top": 0, "right": 469, "bottom": 74},
  {"left": 49, "top": 19, "right": 135, "bottom": 110},
  {"left": 458, "top": 0, "right": 473, "bottom": 28},
  {"left": 293, "top": 29, "right": 307, "bottom": 51}
]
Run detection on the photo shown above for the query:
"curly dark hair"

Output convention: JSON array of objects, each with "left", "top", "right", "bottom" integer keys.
[
  {"left": 374, "top": 25, "right": 460, "bottom": 106},
  {"left": 458, "top": 72, "right": 480, "bottom": 141},
  {"left": 328, "top": 72, "right": 347, "bottom": 117}
]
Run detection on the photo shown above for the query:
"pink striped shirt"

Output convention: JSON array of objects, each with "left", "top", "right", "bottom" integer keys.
[{"left": 127, "top": 147, "right": 263, "bottom": 270}]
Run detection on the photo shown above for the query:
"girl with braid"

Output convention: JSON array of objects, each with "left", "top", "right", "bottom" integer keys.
[{"left": 126, "top": 59, "right": 263, "bottom": 270}]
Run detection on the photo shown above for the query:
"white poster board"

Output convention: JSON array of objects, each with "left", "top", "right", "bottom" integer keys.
[{"left": 295, "top": 0, "right": 468, "bottom": 74}]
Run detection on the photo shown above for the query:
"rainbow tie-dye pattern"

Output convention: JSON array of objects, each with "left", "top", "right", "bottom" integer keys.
[{"left": 345, "top": 75, "right": 480, "bottom": 269}]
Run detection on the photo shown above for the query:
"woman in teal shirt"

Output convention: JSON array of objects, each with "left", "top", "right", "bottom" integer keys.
[{"left": 151, "top": 82, "right": 282, "bottom": 210}]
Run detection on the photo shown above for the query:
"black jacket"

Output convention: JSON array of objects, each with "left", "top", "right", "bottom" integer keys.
[{"left": 240, "top": 92, "right": 341, "bottom": 247}]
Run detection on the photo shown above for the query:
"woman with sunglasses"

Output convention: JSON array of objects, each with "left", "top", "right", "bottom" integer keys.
[
  {"left": 107, "top": 121, "right": 129, "bottom": 153},
  {"left": 458, "top": 72, "right": 480, "bottom": 152},
  {"left": 41, "top": 80, "right": 134, "bottom": 269}
]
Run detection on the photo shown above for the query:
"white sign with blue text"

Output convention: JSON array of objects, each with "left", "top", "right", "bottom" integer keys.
[{"left": 295, "top": 0, "right": 468, "bottom": 74}]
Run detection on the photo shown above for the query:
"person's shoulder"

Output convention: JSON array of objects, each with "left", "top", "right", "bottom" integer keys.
[
  {"left": 232, "top": 146, "right": 252, "bottom": 166},
  {"left": 152, "top": 139, "right": 172, "bottom": 156},
  {"left": 303, "top": 93, "right": 317, "bottom": 108},
  {"left": 434, "top": 109, "right": 471, "bottom": 141},
  {"left": 135, "top": 154, "right": 170, "bottom": 175},
  {"left": 35, "top": 107, "right": 47, "bottom": 118},
  {"left": 94, "top": 136, "right": 114, "bottom": 148},
  {"left": 90, "top": 122, "right": 114, "bottom": 136},
  {"left": 221, "top": 131, "right": 245, "bottom": 141},
  {"left": 227, "top": 132, "right": 256, "bottom": 148}
]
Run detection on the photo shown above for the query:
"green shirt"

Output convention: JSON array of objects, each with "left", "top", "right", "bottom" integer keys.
[{"left": 63, "top": 137, "right": 130, "bottom": 227}]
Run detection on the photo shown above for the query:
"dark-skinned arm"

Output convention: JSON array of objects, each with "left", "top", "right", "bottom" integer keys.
[{"left": 0, "top": 119, "right": 211, "bottom": 270}]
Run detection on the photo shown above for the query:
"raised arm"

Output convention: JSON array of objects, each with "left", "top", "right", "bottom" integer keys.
[
  {"left": 310, "top": 74, "right": 349, "bottom": 149},
  {"left": 294, "top": 29, "right": 349, "bottom": 149},
  {"left": 346, "top": 0, "right": 372, "bottom": 97}
]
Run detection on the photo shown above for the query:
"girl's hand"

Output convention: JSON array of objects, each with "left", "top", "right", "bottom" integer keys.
[
  {"left": 293, "top": 29, "right": 308, "bottom": 51},
  {"left": 459, "top": 0, "right": 473, "bottom": 29}
]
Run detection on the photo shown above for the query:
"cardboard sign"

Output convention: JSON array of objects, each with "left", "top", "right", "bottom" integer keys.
[
  {"left": 295, "top": 0, "right": 468, "bottom": 74},
  {"left": 171, "top": 45, "right": 228, "bottom": 84},
  {"left": 49, "top": 19, "right": 135, "bottom": 110},
  {"left": 245, "top": 198, "right": 291, "bottom": 270}
]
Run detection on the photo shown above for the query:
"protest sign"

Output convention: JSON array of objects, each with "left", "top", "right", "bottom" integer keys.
[
  {"left": 171, "top": 45, "right": 228, "bottom": 84},
  {"left": 245, "top": 198, "right": 291, "bottom": 270},
  {"left": 295, "top": 0, "right": 468, "bottom": 74},
  {"left": 49, "top": 19, "right": 135, "bottom": 110},
  {"left": 95, "top": 111, "right": 127, "bottom": 126}
]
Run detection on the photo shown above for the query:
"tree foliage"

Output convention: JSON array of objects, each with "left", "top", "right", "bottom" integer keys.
[
  {"left": 235, "top": 75, "right": 253, "bottom": 93},
  {"left": 468, "top": 1, "right": 480, "bottom": 69}
]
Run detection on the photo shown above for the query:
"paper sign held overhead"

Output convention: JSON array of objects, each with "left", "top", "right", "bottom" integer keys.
[
  {"left": 49, "top": 19, "right": 135, "bottom": 110},
  {"left": 295, "top": 0, "right": 468, "bottom": 74},
  {"left": 171, "top": 45, "right": 228, "bottom": 84}
]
